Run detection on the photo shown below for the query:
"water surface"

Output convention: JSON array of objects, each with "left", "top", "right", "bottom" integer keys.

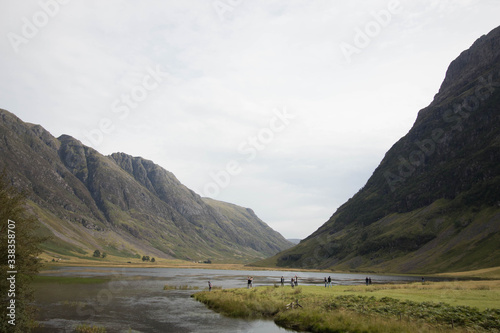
[{"left": 34, "top": 267, "right": 426, "bottom": 332}]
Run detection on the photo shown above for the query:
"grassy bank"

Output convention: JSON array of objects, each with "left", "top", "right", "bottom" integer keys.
[
  {"left": 38, "top": 251, "right": 248, "bottom": 271},
  {"left": 193, "top": 281, "right": 500, "bottom": 332},
  {"left": 435, "top": 266, "right": 500, "bottom": 280}
]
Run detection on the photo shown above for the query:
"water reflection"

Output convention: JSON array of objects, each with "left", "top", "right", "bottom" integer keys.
[{"left": 34, "top": 267, "right": 426, "bottom": 332}]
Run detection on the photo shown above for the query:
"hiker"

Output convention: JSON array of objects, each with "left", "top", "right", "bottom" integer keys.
[
  {"left": 250, "top": 276, "right": 253, "bottom": 288},
  {"left": 247, "top": 277, "right": 252, "bottom": 288},
  {"left": 327, "top": 276, "right": 332, "bottom": 287},
  {"left": 280, "top": 276, "right": 284, "bottom": 287},
  {"left": 368, "top": 277, "right": 372, "bottom": 285},
  {"left": 324, "top": 277, "right": 327, "bottom": 287},
  {"left": 366, "top": 277, "right": 369, "bottom": 286},
  {"left": 290, "top": 277, "right": 295, "bottom": 288},
  {"left": 208, "top": 281, "right": 212, "bottom": 292},
  {"left": 294, "top": 275, "right": 298, "bottom": 286}
]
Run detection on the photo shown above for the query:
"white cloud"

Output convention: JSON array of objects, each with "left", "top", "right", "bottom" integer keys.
[{"left": 1, "top": 0, "right": 499, "bottom": 239}]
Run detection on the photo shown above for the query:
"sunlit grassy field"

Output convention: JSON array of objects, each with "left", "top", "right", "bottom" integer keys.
[
  {"left": 38, "top": 251, "right": 248, "bottom": 270},
  {"left": 194, "top": 280, "right": 500, "bottom": 332}
]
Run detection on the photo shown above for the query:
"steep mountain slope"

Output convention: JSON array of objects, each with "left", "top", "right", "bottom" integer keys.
[
  {"left": 256, "top": 25, "right": 500, "bottom": 273},
  {"left": 0, "top": 110, "right": 292, "bottom": 263}
]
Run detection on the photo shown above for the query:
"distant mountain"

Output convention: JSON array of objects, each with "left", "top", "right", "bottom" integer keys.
[
  {"left": 287, "top": 239, "right": 301, "bottom": 245},
  {"left": 256, "top": 26, "right": 500, "bottom": 273},
  {"left": 0, "top": 110, "right": 293, "bottom": 263}
]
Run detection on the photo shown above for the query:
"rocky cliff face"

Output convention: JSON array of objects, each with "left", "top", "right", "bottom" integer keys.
[
  {"left": 0, "top": 111, "right": 292, "bottom": 262},
  {"left": 256, "top": 25, "right": 500, "bottom": 273},
  {"left": 437, "top": 26, "right": 500, "bottom": 104}
]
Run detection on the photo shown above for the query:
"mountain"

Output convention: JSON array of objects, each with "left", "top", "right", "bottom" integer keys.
[
  {"left": 256, "top": 26, "right": 500, "bottom": 274},
  {"left": 0, "top": 110, "right": 293, "bottom": 263}
]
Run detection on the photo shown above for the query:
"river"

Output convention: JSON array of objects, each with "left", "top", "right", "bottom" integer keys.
[{"left": 33, "top": 266, "right": 427, "bottom": 332}]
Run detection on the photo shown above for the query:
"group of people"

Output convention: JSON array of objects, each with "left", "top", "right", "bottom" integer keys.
[
  {"left": 279, "top": 275, "right": 299, "bottom": 287},
  {"left": 206, "top": 275, "right": 381, "bottom": 291},
  {"left": 324, "top": 276, "right": 333, "bottom": 287}
]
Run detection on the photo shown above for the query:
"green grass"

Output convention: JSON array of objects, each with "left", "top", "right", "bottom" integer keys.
[
  {"left": 40, "top": 235, "right": 87, "bottom": 257},
  {"left": 193, "top": 281, "right": 500, "bottom": 332},
  {"left": 437, "top": 266, "right": 500, "bottom": 280},
  {"left": 101, "top": 243, "right": 137, "bottom": 258},
  {"left": 74, "top": 324, "right": 106, "bottom": 333},
  {"left": 339, "top": 281, "right": 500, "bottom": 311},
  {"left": 33, "top": 275, "right": 110, "bottom": 284}
]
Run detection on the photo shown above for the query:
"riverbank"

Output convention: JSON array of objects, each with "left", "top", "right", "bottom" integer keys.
[
  {"left": 193, "top": 281, "right": 500, "bottom": 332},
  {"left": 435, "top": 266, "right": 500, "bottom": 280},
  {"left": 38, "top": 254, "right": 360, "bottom": 275},
  {"left": 41, "top": 252, "right": 500, "bottom": 278},
  {"left": 39, "top": 252, "right": 500, "bottom": 280},
  {"left": 38, "top": 252, "right": 246, "bottom": 270}
]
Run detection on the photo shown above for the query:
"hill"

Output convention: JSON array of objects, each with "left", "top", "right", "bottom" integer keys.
[
  {"left": 255, "top": 25, "right": 500, "bottom": 273},
  {"left": 0, "top": 109, "right": 293, "bottom": 263}
]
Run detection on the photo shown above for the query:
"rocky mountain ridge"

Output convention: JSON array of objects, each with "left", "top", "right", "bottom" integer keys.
[{"left": 0, "top": 110, "right": 293, "bottom": 262}]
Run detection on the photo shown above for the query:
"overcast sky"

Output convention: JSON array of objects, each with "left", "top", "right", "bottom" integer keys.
[{"left": 1, "top": 1, "right": 498, "bottom": 239}]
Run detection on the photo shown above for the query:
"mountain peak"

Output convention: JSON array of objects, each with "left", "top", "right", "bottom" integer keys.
[
  {"left": 259, "top": 25, "right": 500, "bottom": 274},
  {"left": 436, "top": 25, "right": 500, "bottom": 103}
]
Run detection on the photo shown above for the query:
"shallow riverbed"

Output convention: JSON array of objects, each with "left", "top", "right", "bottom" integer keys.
[{"left": 33, "top": 267, "right": 425, "bottom": 332}]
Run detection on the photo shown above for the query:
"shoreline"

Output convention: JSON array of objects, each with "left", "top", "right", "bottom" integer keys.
[{"left": 38, "top": 252, "right": 500, "bottom": 280}]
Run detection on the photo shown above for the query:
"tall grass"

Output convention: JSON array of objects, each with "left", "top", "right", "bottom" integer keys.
[
  {"left": 194, "top": 282, "right": 500, "bottom": 333},
  {"left": 275, "top": 308, "right": 440, "bottom": 333},
  {"left": 194, "top": 287, "right": 285, "bottom": 318},
  {"left": 74, "top": 324, "right": 106, "bottom": 333}
]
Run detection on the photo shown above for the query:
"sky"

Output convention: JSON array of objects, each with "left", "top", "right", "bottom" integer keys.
[{"left": 0, "top": 0, "right": 499, "bottom": 239}]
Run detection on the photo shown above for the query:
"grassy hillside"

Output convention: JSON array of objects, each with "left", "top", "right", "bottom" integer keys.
[
  {"left": 256, "top": 198, "right": 500, "bottom": 273},
  {"left": 0, "top": 109, "right": 292, "bottom": 264}
]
